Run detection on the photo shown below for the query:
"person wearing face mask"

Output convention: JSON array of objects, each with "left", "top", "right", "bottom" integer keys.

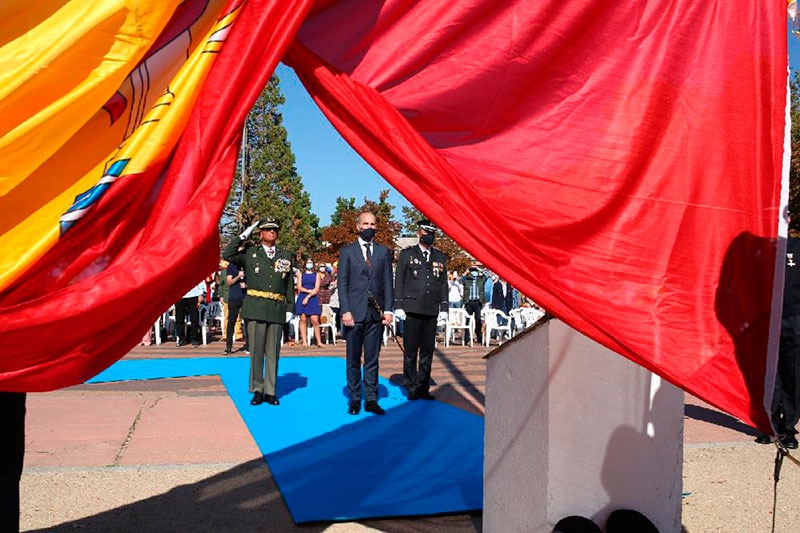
[
  {"left": 462, "top": 262, "right": 487, "bottom": 345},
  {"left": 338, "top": 210, "right": 394, "bottom": 415},
  {"left": 394, "top": 219, "right": 448, "bottom": 401},
  {"left": 448, "top": 270, "right": 464, "bottom": 308},
  {"left": 295, "top": 258, "right": 323, "bottom": 347},
  {"left": 223, "top": 217, "right": 294, "bottom": 407}
]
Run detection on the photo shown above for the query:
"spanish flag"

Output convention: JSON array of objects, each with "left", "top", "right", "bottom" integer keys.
[{"left": 0, "top": 0, "right": 789, "bottom": 435}]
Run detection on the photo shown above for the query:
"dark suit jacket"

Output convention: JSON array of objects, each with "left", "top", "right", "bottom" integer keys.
[
  {"left": 491, "top": 282, "right": 514, "bottom": 313},
  {"left": 338, "top": 240, "right": 393, "bottom": 322},
  {"left": 394, "top": 245, "right": 448, "bottom": 316},
  {"left": 223, "top": 236, "right": 294, "bottom": 323}
]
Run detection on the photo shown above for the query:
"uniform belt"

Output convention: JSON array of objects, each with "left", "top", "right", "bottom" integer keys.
[{"left": 248, "top": 289, "right": 286, "bottom": 302}]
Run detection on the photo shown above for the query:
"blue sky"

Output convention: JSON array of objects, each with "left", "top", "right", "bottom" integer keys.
[
  {"left": 279, "top": 29, "right": 800, "bottom": 226},
  {"left": 275, "top": 63, "right": 411, "bottom": 227}
]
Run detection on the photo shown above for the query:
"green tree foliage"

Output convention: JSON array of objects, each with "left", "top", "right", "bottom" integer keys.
[
  {"left": 318, "top": 190, "right": 400, "bottom": 264},
  {"left": 330, "top": 197, "right": 356, "bottom": 225},
  {"left": 791, "top": 70, "right": 800, "bottom": 233},
  {"left": 220, "top": 74, "right": 319, "bottom": 261},
  {"left": 401, "top": 205, "right": 472, "bottom": 273}
]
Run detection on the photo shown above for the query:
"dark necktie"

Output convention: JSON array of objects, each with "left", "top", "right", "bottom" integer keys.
[
  {"left": 364, "top": 243, "right": 372, "bottom": 267},
  {"left": 423, "top": 250, "right": 429, "bottom": 262}
]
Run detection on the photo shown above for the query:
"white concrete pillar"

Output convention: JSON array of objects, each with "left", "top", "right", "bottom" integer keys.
[{"left": 484, "top": 319, "right": 683, "bottom": 532}]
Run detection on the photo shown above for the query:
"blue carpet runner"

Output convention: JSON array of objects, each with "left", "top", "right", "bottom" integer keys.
[{"left": 89, "top": 357, "right": 483, "bottom": 522}]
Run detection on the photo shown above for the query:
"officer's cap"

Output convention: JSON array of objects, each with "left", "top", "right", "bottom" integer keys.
[
  {"left": 417, "top": 219, "right": 437, "bottom": 233},
  {"left": 258, "top": 217, "right": 281, "bottom": 230}
]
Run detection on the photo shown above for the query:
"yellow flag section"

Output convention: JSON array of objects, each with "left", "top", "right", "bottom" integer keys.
[{"left": 0, "top": 0, "right": 231, "bottom": 293}]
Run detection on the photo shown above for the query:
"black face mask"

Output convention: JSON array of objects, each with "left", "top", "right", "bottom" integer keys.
[
  {"left": 420, "top": 233, "right": 435, "bottom": 246},
  {"left": 359, "top": 228, "right": 376, "bottom": 241}
]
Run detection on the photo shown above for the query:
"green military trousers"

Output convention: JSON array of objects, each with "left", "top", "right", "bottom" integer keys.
[{"left": 247, "top": 321, "right": 282, "bottom": 395}]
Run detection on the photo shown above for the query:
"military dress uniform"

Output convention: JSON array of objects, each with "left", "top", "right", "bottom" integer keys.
[
  {"left": 223, "top": 222, "right": 294, "bottom": 404},
  {"left": 394, "top": 231, "right": 448, "bottom": 399}
]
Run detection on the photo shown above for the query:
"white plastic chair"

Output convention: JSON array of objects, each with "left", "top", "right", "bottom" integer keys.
[
  {"left": 483, "top": 308, "right": 512, "bottom": 346},
  {"left": 520, "top": 307, "right": 545, "bottom": 329},
  {"left": 154, "top": 306, "right": 175, "bottom": 345},
  {"left": 289, "top": 315, "right": 300, "bottom": 343},
  {"left": 446, "top": 308, "right": 473, "bottom": 347},
  {"left": 319, "top": 304, "right": 337, "bottom": 345},
  {"left": 508, "top": 308, "right": 523, "bottom": 336},
  {"left": 200, "top": 302, "right": 224, "bottom": 345}
]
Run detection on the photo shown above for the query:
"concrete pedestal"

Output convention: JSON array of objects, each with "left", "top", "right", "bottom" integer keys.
[{"left": 484, "top": 319, "right": 683, "bottom": 532}]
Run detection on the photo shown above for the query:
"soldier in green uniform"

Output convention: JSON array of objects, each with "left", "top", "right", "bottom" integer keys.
[{"left": 223, "top": 218, "right": 294, "bottom": 406}]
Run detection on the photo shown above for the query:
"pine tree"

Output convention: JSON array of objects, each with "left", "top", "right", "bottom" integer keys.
[{"left": 220, "top": 74, "right": 319, "bottom": 261}]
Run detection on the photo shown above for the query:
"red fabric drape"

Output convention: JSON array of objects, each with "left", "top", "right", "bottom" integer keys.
[
  {"left": 284, "top": 0, "right": 786, "bottom": 432},
  {"left": 0, "top": 0, "right": 787, "bottom": 436},
  {"left": 0, "top": 0, "right": 314, "bottom": 391}
]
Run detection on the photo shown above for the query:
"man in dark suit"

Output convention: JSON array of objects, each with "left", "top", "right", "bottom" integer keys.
[
  {"left": 491, "top": 278, "right": 514, "bottom": 314},
  {"left": 491, "top": 278, "right": 515, "bottom": 338},
  {"left": 757, "top": 233, "right": 800, "bottom": 449},
  {"left": 338, "top": 211, "right": 394, "bottom": 415},
  {"left": 224, "top": 217, "right": 294, "bottom": 406},
  {"left": 394, "top": 220, "right": 448, "bottom": 400}
]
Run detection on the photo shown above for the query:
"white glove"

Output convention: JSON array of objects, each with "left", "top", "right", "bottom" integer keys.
[
  {"left": 437, "top": 311, "right": 448, "bottom": 325},
  {"left": 286, "top": 312, "right": 294, "bottom": 322},
  {"left": 394, "top": 309, "right": 406, "bottom": 320},
  {"left": 239, "top": 220, "right": 259, "bottom": 240}
]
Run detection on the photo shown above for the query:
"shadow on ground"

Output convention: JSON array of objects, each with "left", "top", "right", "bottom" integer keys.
[
  {"left": 684, "top": 404, "right": 760, "bottom": 437},
  {"left": 28, "top": 458, "right": 481, "bottom": 533}
]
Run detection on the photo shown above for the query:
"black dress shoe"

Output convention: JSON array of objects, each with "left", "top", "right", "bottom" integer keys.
[
  {"left": 222, "top": 347, "right": 233, "bottom": 355},
  {"left": 755, "top": 434, "right": 773, "bottom": 445},
  {"left": 605, "top": 509, "right": 658, "bottom": 533},
  {"left": 553, "top": 515, "right": 601, "bottom": 533},
  {"left": 781, "top": 434, "right": 799, "bottom": 449},
  {"left": 264, "top": 394, "right": 279, "bottom": 406},
  {"left": 250, "top": 392, "right": 263, "bottom": 405},
  {"left": 347, "top": 401, "right": 360, "bottom": 415},
  {"left": 418, "top": 392, "right": 435, "bottom": 401},
  {"left": 364, "top": 401, "right": 385, "bottom": 415}
]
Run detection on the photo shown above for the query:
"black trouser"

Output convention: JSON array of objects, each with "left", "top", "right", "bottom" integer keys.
[
  {"left": 225, "top": 298, "right": 247, "bottom": 349},
  {"left": 344, "top": 317, "right": 383, "bottom": 402},
  {"left": 0, "top": 392, "right": 25, "bottom": 533},
  {"left": 464, "top": 300, "right": 483, "bottom": 343},
  {"left": 771, "top": 315, "right": 800, "bottom": 435},
  {"left": 174, "top": 297, "right": 199, "bottom": 344},
  {"left": 403, "top": 312, "right": 437, "bottom": 395}
]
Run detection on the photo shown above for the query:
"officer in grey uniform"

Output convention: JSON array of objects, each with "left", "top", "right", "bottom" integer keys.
[
  {"left": 223, "top": 218, "right": 294, "bottom": 406},
  {"left": 394, "top": 219, "right": 448, "bottom": 400}
]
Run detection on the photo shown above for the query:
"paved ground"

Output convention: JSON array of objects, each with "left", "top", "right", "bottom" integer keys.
[{"left": 18, "top": 332, "right": 800, "bottom": 532}]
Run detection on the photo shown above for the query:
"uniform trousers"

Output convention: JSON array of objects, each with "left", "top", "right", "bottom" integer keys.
[
  {"left": 0, "top": 392, "right": 25, "bottom": 533},
  {"left": 771, "top": 315, "right": 800, "bottom": 435},
  {"left": 403, "top": 312, "right": 437, "bottom": 395},
  {"left": 345, "top": 317, "right": 383, "bottom": 402},
  {"left": 247, "top": 320, "right": 282, "bottom": 395},
  {"left": 464, "top": 300, "right": 483, "bottom": 344}
]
